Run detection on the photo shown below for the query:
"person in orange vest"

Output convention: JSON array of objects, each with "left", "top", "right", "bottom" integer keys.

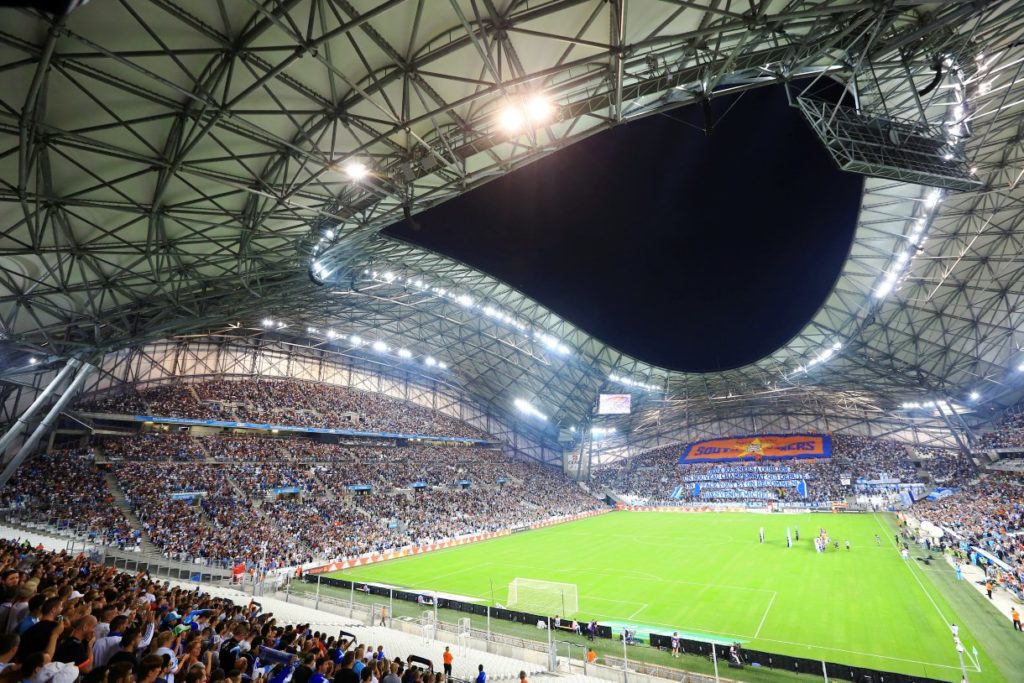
[
  {"left": 1012, "top": 607, "right": 1021, "bottom": 631},
  {"left": 442, "top": 646, "right": 453, "bottom": 677},
  {"left": 586, "top": 649, "right": 596, "bottom": 664},
  {"left": 986, "top": 580, "right": 994, "bottom": 599}
]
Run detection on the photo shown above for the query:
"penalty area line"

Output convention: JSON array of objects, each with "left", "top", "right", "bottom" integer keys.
[
  {"left": 627, "top": 603, "right": 648, "bottom": 620},
  {"left": 754, "top": 591, "right": 776, "bottom": 639}
]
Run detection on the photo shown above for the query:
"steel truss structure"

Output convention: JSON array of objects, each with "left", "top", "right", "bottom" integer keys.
[{"left": 3, "top": 1, "right": 1024, "bottom": 465}]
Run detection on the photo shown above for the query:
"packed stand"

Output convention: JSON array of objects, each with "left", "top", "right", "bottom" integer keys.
[
  {"left": 912, "top": 480, "right": 1024, "bottom": 596},
  {"left": 976, "top": 409, "right": 1024, "bottom": 450},
  {"left": 0, "top": 450, "right": 137, "bottom": 549},
  {"left": 78, "top": 380, "right": 492, "bottom": 441},
  {"left": 100, "top": 435, "right": 205, "bottom": 462},
  {"left": 70, "top": 432, "right": 601, "bottom": 568},
  {"left": 829, "top": 435, "right": 915, "bottom": 482},
  {"left": 594, "top": 434, "right": 922, "bottom": 504},
  {"left": 914, "top": 447, "right": 977, "bottom": 484},
  {"left": 0, "top": 538, "right": 447, "bottom": 683}
]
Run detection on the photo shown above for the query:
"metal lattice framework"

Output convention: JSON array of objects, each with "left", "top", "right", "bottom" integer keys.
[{"left": 3, "top": 1, "right": 1024, "bottom": 461}]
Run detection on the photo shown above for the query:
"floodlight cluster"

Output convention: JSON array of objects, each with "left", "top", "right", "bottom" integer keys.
[
  {"left": 514, "top": 398, "right": 547, "bottom": 421},
  {"left": 901, "top": 400, "right": 940, "bottom": 410},
  {"left": 790, "top": 341, "right": 843, "bottom": 376},
  {"left": 363, "top": 268, "right": 572, "bottom": 356},
  {"left": 607, "top": 373, "right": 660, "bottom": 392},
  {"left": 874, "top": 188, "right": 942, "bottom": 299},
  {"left": 591, "top": 426, "right": 617, "bottom": 438},
  {"left": 261, "top": 318, "right": 288, "bottom": 329},
  {"left": 498, "top": 95, "right": 555, "bottom": 134},
  {"left": 293, "top": 324, "right": 448, "bottom": 370}
]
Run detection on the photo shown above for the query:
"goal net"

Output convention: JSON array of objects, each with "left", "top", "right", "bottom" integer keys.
[{"left": 507, "top": 578, "right": 579, "bottom": 615}]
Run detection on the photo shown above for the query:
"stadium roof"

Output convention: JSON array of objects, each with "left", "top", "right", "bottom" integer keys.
[{"left": 3, "top": 1, "right": 1024, "bottom": 451}]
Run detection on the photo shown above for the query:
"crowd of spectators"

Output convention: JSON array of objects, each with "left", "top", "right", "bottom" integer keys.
[
  {"left": 5, "top": 429, "right": 602, "bottom": 570},
  {"left": 912, "top": 480, "right": 1024, "bottom": 595},
  {"left": 914, "top": 447, "right": 978, "bottom": 484},
  {"left": 829, "top": 435, "right": 915, "bottom": 482},
  {"left": 0, "top": 450, "right": 137, "bottom": 549},
  {"left": 592, "top": 434, "right": 942, "bottom": 504},
  {"left": 0, "top": 538, "right": 440, "bottom": 683},
  {"left": 101, "top": 435, "right": 205, "bottom": 462},
  {"left": 976, "top": 410, "right": 1024, "bottom": 450},
  {"left": 79, "top": 380, "right": 491, "bottom": 441}
]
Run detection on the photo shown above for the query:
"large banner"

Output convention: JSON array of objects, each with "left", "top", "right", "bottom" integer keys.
[{"left": 679, "top": 434, "right": 831, "bottom": 464}]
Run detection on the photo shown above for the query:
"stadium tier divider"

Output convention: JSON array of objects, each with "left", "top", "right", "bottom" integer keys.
[{"left": 309, "top": 576, "right": 948, "bottom": 683}]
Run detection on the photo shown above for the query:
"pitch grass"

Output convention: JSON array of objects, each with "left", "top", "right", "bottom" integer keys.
[{"left": 325, "top": 512, "right": 1015, "bottom": 682}]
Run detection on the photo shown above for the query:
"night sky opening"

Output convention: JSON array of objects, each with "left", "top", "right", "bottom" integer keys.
[{"left": 386, "top": 85, "right": 863, "bottom": 372}]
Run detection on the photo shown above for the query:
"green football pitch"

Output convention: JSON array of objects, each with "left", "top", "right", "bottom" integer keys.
[{"left": 326, "top": 512, "right": 1012, "bottom": 682}]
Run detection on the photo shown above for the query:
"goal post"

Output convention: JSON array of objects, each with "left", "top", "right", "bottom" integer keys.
[{"left": 507, "top": 577, "right": 579, "bottom": 616}]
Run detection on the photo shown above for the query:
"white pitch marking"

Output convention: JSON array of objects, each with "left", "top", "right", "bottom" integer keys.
[{"left": 754, "top": 591, "right": 776, "bottom": 639}]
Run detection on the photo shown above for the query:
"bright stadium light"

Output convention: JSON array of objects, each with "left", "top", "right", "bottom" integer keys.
[
  {"left": 262, "top": 318, "right": 274, "bottom": 328},
  {"left": 349, "top": 335, "right": 362, "bottom": 346},
  {"left": 345, "top": 161, "right": 368, "bottom": 180},
  {"left": 514, "top": 398, "right": 547, "bottom": 421},
  {"left": 499, "top": 105, "right": 526, "bottom": 133},
  {"left": 438, "top": 361, "right": 448, "bottom": 369},
  {"left": 1019, "top": 363, "right": 1024, "bottom": 372},
  {"left": 397, "top": 348, "right": 412, "bottom": 359},
  {"left": 28, "top": 357, "right": 37, "bottom": 365},
  {"left": 372, "top": 340, "right": 387, "bottom": 352},
  {"left": 525, "top": 95, "right": 553, "bottom": 123},
  {"left": 970, "top": 391, "right": 980, "bottom": 401},
  {"left": 424, "top": 357, "right": 437, "bottom": 367}
]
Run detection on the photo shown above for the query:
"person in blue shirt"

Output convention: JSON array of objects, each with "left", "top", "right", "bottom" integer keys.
[{"left": 475, "top": 665, "right": 486, "bottom": 683}]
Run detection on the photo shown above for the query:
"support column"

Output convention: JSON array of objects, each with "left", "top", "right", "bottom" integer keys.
[
  {"left": 0, "top": 358, "right": 80, "bottom": 460},
  {"left": 0, "top": 361, "right": 94, "bottom": 489}
]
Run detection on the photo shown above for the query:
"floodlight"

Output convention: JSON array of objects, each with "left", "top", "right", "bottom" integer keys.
[
  {"left": 28, "top": 358, "right": 37, "bottom": 365},
  {"left": 438, "top": 361, "right": 448, "bottom": 369},
  {"left": 372, "top": 340, "right": 388, "bottom": 352},
  {"left": 397, "top": 348, "right": 412, "bottom": 359},
  {"left": 924, "top": 190, "right": 942, "bottom": 208},
  {"left": 499, "top": 106, "right": 526, "bottom": 133},
  {"left": 323, "top": 229, "right": 335, "bottom": 240},
  {"left": 262, "top": 318, "right": 274, "bottom": 328},
  {"left": 969, "top": 391, "right": 980, "bottom": 401},
  {"left": 1018, "top": 363, "right": 1024, "bottom": 372},
  {"left": 424, "top": 357, "right": 437, "bottom": 367},
  {"left": 874, "top": 274, "right": 897, "bottom": 298},
  {"left": 457, "top": 294, "right": 473, "bottom": 307},
  {"left": 525, "top": 95, "right": 553, "bottom": 123},
  {"left": 345, "top": 161, "right": 368, "bottom": 180},
  {"left": 350, "top": 335, "right": 362, "bottom": 346}
]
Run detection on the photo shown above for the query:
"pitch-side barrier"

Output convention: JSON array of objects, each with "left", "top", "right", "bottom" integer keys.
[{"left": 305, "top": 575, "right": 951, "bottom": 683}]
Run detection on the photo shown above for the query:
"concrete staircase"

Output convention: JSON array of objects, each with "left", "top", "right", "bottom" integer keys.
[
  {"left": 101, "top": 473, "right": 160, "bottom": 554},
  {"left": 195, "top": 438, "right": 214, "bottom": 461}
]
